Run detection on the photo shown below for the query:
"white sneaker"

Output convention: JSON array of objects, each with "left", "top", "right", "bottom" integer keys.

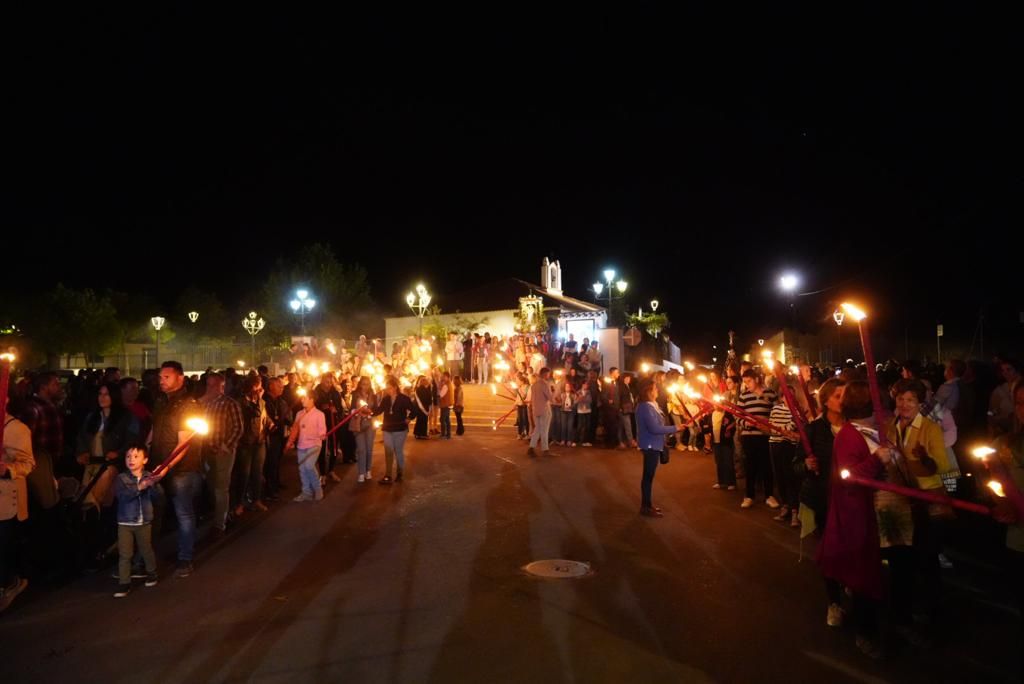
[
  {"left": 365, "top": 472, "right": 372, "bottom": 481},
  {"left": 712, "top": 484, "right": 721, "bottom": 489},
  {"left": 357, "top": 474, "right": 365, "bottom": 483},
  {"left": 938, "top": 553, "right": 953, "bottom": 569},
  {"left": 827, "top": 602, "right": 844, "bottom": 627},
  {"left": 765, "top": 496, "right": 781, "bottom": 509},
  {"left": 740, "top": 498, "right": 753, "bottom": 508}
]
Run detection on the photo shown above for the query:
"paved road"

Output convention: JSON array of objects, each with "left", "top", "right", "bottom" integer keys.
[{"left": 6, "top": 424, "right": 1021, "bottom": 683}]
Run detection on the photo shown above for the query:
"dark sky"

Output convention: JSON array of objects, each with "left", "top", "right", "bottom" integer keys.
[{"left": 7, "top": 7, "right": 1021, "bottom": 357}]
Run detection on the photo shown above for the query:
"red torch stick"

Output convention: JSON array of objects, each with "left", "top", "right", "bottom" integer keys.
[
  {"left": 772, "top": 363, "right": 819, "bottom": 474},
  {"left": 840, "top": 469, "right": 990, "bottom": 516}
]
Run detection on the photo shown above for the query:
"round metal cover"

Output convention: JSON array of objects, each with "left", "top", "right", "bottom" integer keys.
[
  {"left": 522, "top": 559, "right": 592, "bottom": 578},
  {"left": 623, "top": 328, "right": 642, "bottom": 346}
]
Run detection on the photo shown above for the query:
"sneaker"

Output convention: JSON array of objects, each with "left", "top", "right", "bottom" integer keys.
[
  {"left": 727, "top": 485, "right": 736, "bottom": 491},
  {"left": 569, "top": 443, "right": 577, "bottom": 448},
  {"left": 527, "top": 447, "right": 537, "bottom": 458},
  {"left": 712, "top": 484, "right": 722, "bottom": 490},
  {"left": 765, "top": 496, "right": 781, "bottom": 509},
  {"left": 357, "top": 474, "right": 365, "bottom": 483},
  {"left": 379, "top": 476, "right": 393, "bottom": 485},
  {"left": 740, "top": 498, "right": 753, "bottom": 508},
  {"left": 174, "top": 562, "right": 194, "bottom": 579},
  {"left": 365, "top": 472, "right": 372, "bottom": 481},
  {"left": 826, "top": 602, "right": 844, "bottom": 627},
  {"left": 313, "top": 490, "right": 324, "bottom": 501},
  {"left": 640, "top": 506, "right": 664, "bottom": 518},
  {"left": 774, "top": 505, "right": 790, "bottom": 521},
  {"left": 938, "top": 553, "right": 954, "bottom": 569},
  {"left": 114, "top": 585, "right": 132, "bottom": 598},
  {"left": 329, "top": 471, "right": 342, "bottom": 483},
  {"left": 292, "top": 493, "right": 313, "bottom": 502},
  {"left": 0, "top": 577, "right": 28, "bottom": 613},
  {"left": 144, "top": 573, "right": 158, "bottom": 588},
  {"left": 582, "top": 442, "right": 593, "bottom": 447}
]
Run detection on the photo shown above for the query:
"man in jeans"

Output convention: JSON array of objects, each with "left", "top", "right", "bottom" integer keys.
[
  {"left": 445, "top": 333, "right": 463, "bottom": 381},
  {"left": 199, "top": 373, "right": 242, "bottom": 538},
  {"left": 151, "top": 361, "right": 203, "bottom": 578},
  {"left": 438, "top": 371, "right": 454, "bottom": 440},
  {"left": 527, "top": 368, "right": 555, "bottom": 458}
]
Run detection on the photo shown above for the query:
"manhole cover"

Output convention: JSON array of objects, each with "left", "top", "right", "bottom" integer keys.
[{"left": 522, "top": 559, "right": 592, "bottom": 579}]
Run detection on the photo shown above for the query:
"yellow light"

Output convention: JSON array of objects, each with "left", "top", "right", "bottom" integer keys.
[
  {"left": 764, "top": 359, "right": 775, "bottom": 370},
  {"left": 436, "top": 355, "right": 444, "bottom": 367},
  {"left": 712, "top": 394, "right": 723, "bottom": 402},
  {"left": 761, "top": 349, "right": 774, "bottom": 357},
  {"left": 987, "top": 480, "right": 1006, "bottom": 498},
  {"left": 697, "top": 374, "right": 708, "bottom": 384},
  {"left": 667, "top": 383, "right": 679, "bottom": 394},
  {"left": 0, "top": 352, "right": 15, "bottom": 362},
  {"left": 320, "top": 362, "right": 330, "bottom": 373},
  {"left": 641, "top": 362, "right": 650, "bottom": 373},
  {"left": 327, "top": 343, "right": 336, "bottom": 355},
  {"left": 374, "top": 374, "right": 385, "bottom": 387},
  {"left": 296, "top": 360, "right": 305, "bottom": 370},
  {"left": 554, "top": 369, "right": 563, "bottom": 377},
  {"left": 185, "top": 417, "right": 210, "bottom": 435},
  {"left": 972, "top": 446, "right": 997, "bottom": 460},
  {"left": 400, "top": 377, "right": 412, "bottom": 388},
  {"left": 490, "top": 384, "right": 498, "bottom": 395},
  {"left": 359, "top": 399, "right": 367, "bottom": 407},
  {"left": 684, "top": 361, "right": 695, "bottom": 371},
  {"left": 237, "top": 360, "right": 246, "bottom": 368},
  {"left": 840, "top": 469, "right": 851, "bottom": 480},
  {"left": 789, "top": 365, "right": 799, "bottom": 375},
  {"left": 840, "top": 302, "right": 867, "bottom": 322},
  {"left": 296, "top": 388, "right": 308, "bottom": 397},
  {"left": 373, "top": 420, "right": 382, "bottom": 429},
  {"left": 418, "top": 360, "right": 429, "bottom": 371},
  {"left": 604, "top": 376, "right": 612, "bottom": 385}
]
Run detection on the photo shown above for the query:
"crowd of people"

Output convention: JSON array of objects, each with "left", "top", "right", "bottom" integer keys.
[
  {"left": 2, "top": 334, "right": 1022, "bottom": 666},
  {"left": 507, "top": 350, "right": 1023, "bottom": 660}
]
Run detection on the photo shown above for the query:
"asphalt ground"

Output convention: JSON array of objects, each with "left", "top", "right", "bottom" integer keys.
[{"left": 4, "top": 419, "right": 1021, "bottom": 683}]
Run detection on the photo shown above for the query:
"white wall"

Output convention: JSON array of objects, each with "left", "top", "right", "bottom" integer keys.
[
  {"left": 385, "top": 309, "right": 518, "bottom": 344},
  {"left": 595, "top": 327, "right": 624, "bottom": 373}
]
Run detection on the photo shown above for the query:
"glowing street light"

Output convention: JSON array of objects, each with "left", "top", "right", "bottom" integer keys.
[
  {"left": 406, "top": 283, "right": 432, "bottom": 336},
  {"left": 242, "top": 311, "right": 266, "bottom": 366},
  {"left": 151, "top": 316, "right": 166, "bottom": 366},
  {"left": 289, "top": 289, "right": 316, "bottom": 334}
]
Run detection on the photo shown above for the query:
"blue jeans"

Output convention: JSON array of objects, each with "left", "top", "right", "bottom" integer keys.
[
  {"left": 167, "top": 471, "right": 202, "bottom": 562},
  {"left": 382, "top": 430, "right": 408, "bottom": 477},
  {"left": 441, "top": 407, "right": 452, "bottom": 438},
  {"left": 640, "top": 448, "right": 661, "bottom": 508},
  {"left": 355, "top": 428, "right": 375, "bottom": 476},
  {"left": 550, "top": 407, "right": 562, "bottom": 442},
  {"left": 620, "top": 413, "right": 635, "bottom": 445},
  {"left": 516, "top": 406, "right": 529, "bottom": 437},
  {"left": 576, "top": 412, "right": 591, "bottom": 444},
  {"left": 297, "top": 446, "right": 323, "bottom": 498},
  {"left": 562, "top": 409, "right": 576, "bottom": 444}
]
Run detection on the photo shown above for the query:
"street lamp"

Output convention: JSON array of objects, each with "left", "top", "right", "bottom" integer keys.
[
  {"left": 187, "top": 311, "right": 199, "bottom": 369},
  {"left": 406, "top": 283, "right": 431, "bottom": 336},
  {"left": 650, "top": 299, "right": 659, "bottom": 312},
  {"left": 151, "top": 316, "right": 165, "bottom": 367},
  {"left": 289, "top": 289, "right": 316, "bottom": 334},
  {"left": 242, "top": 311, "right": 265, "bottom": 366},
  {"left": 594, "top": 268, "right": 628, "bottom": 324},
  {"left": 833, "top": 309, "right": 845, "bottom": 365}
]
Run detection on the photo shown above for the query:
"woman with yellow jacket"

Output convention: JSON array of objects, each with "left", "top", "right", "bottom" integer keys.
[{"left": 879, "top": 378, "right": 949, "bottom": 644}]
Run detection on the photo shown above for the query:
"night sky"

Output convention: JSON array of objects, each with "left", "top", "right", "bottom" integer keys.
[{"left": 7, "top": 7, "right": 1020, "bottom": 357}]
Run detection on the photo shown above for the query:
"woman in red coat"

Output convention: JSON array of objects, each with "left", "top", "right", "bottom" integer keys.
[{"left": 815, "top": 380, "right": 892, "bottom": 659}]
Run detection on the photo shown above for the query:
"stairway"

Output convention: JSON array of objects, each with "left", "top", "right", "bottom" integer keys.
[{"left": 460, "top": 382, "right": 518, "bottom": 431}]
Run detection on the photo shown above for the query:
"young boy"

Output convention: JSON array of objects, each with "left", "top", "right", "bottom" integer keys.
[
  {"left": 287, "top": 390, "right": 326, "bottom": 502},
  {"left": 113, "top": 447, "right": 158, "bottom": 597}
]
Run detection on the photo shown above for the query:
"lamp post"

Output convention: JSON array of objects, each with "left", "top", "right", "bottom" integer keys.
[
  {"left": 406, "top": 283, "right": 431, "bottom": 336},
  {"left": 242, "top": 311, "right": 266, "bottom": 367},
  {"left": 188, "top": 311, "right": 199, "bottom": 370},
  {"left": 833, "top": 309, "right": 845, "bottom": 366},
  {"left": 779, "top": 272, "right": 799, "bottom": 328},
  {"left": 151, "top": 316, "right": 165, "bottom": 368},
  {"left": 592, "top": 268, "right": 628, "bottom": 325},
  {"left": 289, "top": 289, "right": 316, "bottom": 335}
]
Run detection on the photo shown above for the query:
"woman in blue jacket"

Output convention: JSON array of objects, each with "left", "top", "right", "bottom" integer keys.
[{"left": 635, "top": 380, "right": 685, "bottom": 517}]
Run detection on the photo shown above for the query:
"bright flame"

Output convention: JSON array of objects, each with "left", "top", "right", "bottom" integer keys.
[
  {"left": 789, "top": 365, "right": 799, "bottom": 375},
  {"left": 296, "top": 388, "right": 308, "bottom": 397},
  {"left": 764, "top": 359, "right": 775, "bottom": 370},
  {"left": 185, "top": 417, "right": 210, "bottom": 435},
  {"left": 604, "top": 376, "right": 613, "bottom": 385},
  {"left": 320, "top": 362, "right": 330, "bottom": 373},
  {"left": 400, "top": 377, "right": 412, "bottom": 388},
  {"left": 554, "top": 370, "right": 563, "bottom": 377},
  {"left": 840, "top": 469, "right": 851, "bottom": 480},
  {"left": 327, "top": 343, "right": 336, "bottom": 355},
  {"left": 840, "top": 302, "right": 867, "bottom": 322},
  {"left": 667, "top": 383, "right": 679, "bottom": 394},
  {"left": 237, "top": 360, "right": 246, "bottom": 367},
  {"left": 510, "top": 382, "right": 518, "bottom": 389},
  {"left": 684, "top": 361, "right": 695, "bottom": 371},
  {"left": 490, "top": 384, "right": 498, "bottom": 395},
  {"left": 296, "top": 360, "right": 305, "bottom": 370},
  {"left": 358, "top": 399, "right": 367, "bottom": 407},
  {"left": 374, "top": 374, "right": 385, "bottom": 387},
  {"left": 0, "top": 352, "right": 15, "bottom": 362},
  {"left": 373, "top": 420, "right": 382, "bottom": 429},
  {"left": 494, "top": 375, "right": 503, "bottom": 383},
  {"left": 641, "top": 362, "right": 650, "bottom": 373},
  {"left": 987, "top": 480, "right": 1006, "bottom": 498},
  {"left": 418, "top": 360, "right": 429, "bottom": 372},
  {"left": 697, "top": 374, "right": 708, "bottom": 384},
  {"left": 972, "top": 446, "right": 997, "bottom": 460},
  {"left": 712, "top": 394, "right": 723, "bottom": 402},
  {"left": 437, "top": 355, "right": 445, "bottom": 367}
]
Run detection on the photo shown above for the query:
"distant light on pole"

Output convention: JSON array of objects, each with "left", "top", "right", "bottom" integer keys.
[
  {"left": 406, "top": 284, "right": 431, "bottom": 336},
  {"left": 291, "top": 290, "right": 315, "bottom": 334},
  {"left": 151, "top": 316, "right": 165, "bottom": 366},
  {"left": 779, "top": 273, "right": 799, "bottom": 292},
  {"left": 603, "top": 269, "right": 616, "bottom": 284},
  {"left": 242, "top": 311, "right": 266, "bottom": 366},
  {"left": 650, "top": 299, "right": 659, "bottom": 312}
]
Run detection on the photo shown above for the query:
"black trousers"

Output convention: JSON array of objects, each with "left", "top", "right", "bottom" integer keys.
[
  {"left": 741, "top": 435, "right": 772, "bottom": 500},
  {"left": 265, "top": 435, "right": 285, "bottom": 495}
]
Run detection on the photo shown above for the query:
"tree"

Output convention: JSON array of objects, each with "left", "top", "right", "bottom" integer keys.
[
  {"left": 626, "top": 312, "right": 671, "bottom": 339},
  {"left": 21, "top": 284, "right": 121, "bottom": 366},
  {"left": 262, "top": 242, "right": 375, "bottom": 341}
]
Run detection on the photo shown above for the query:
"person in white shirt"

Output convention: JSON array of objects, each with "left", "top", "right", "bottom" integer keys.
[
  {"left": 527, "top": 368, "right": 555, "bottom": 457},
  {"left": 445, "top": 333, "right": 464, "bottom": 380}
]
